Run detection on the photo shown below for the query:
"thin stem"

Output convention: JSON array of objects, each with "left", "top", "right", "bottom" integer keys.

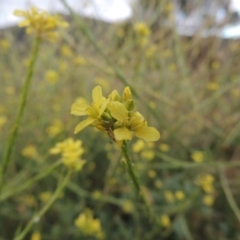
[
  {"left": 219, "top": 166, "right": 240, "bottom": 223},
  {"left": 0, "top": 161, "right": 61, "bottom": 202},
  {"left": 121, "top": 141, "right": 153, "bottom": 219},
  {"left": 0, "top": 37, "right": 41, "bottom": 192},
  {"left": 14, "top": 170, "right": 72, "bottom": 240}
]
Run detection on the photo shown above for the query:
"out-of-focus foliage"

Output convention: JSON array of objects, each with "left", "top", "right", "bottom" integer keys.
[{"left": 1, "top": 1, "right": 240, "bottom": 239}]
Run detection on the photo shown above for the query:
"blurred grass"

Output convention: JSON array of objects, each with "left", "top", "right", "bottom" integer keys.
[{"left": 1, "top": 1, "right": 240, "bottom": 239}]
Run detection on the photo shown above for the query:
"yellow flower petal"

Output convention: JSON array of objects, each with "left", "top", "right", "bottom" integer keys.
[
  {"left": 74, "top": 117, "right": 95, "bottom": 133},
  {"left": 108, "top": 101, "right": 128, "bottom": 121},
  {"left": 114, "top": 127, "right": 133, "bottom": 141},
  {"left": 123, "top": 86, "right": 132, "bottom": 101},
  {"left": 92, "top": 86, "right": 103, "bottom": 103},
  {"left": 135, "top": 126, "right": 160, "bottom": 142},
  {"left": 99, "top": 98, "right": 110, "bottom": 116},
  {"left": 71, "top": 102, "right": 88, "bottom": 116}
]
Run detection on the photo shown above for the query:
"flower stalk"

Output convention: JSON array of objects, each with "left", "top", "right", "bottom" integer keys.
[
  {"left": 14, "top": 170, "right": 72, "bottom": 240},
  {"left": 121, "top": 141, "right": 153, "bottom": 219},
  {"left": 0, "top": 37, "right": 41, "bottom": 192}
]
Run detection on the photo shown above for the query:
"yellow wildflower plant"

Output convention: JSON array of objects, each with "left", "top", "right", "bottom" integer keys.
[
  {"left": 13, "top": 7, "right": 69, "bottom": 41},
  {"left": 75, "top": 208, "right": 105, "bottom": 239},
  {"left": 71, "top": 86, "right": 160, "bottom": 145},
  {"left": 50, "top": 138, "right": 86, "bottom": 171}
]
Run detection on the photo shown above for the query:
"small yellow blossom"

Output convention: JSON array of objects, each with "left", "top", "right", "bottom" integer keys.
[
  {"left": 92, "top": 190, "right": 102, "bottom": 200},
  {"left": 159, "top": 143, "right": 170, "bottom": 152},
  {"left": 207, "top": 82, "right": 219, "bottom": 91},
  {"left": 175, "top": 190, "right": 185, "bottom": 200},
  {"left": 145, "top": 45, "right": 157, "bottom": 58},
  {"left": 73, "top": 56, "right": 86, "bottom": 65},
  {"left": 132, "top": 139, "right": 145, "bottom": 152},
  {"left": 60, "top": 44, "right": 72, "bottom": 57},
  {"left": 14, "top": 7, "right": 69, "bottom": 41},
  {"left": 195, "top": 173, "right": 215, "bottom": 193},
  {"left": 191, "top": 151, "right": 204, "bottom": 163},
  {"left": 39, "top": 191, "right": 52, "bottom": 203},
  {"left": 94, "top": 78, "right": 110, "bottom": 91},
  {"left": 141, "top": 150, "right": 155, "bottom": 160},
  {"left": 75, "top": 209, "right": 105, "bottom": 239},
  {"left": 50, "top": 138, "right": 86, "bottom": 171},
  {"left": 203, "top": 195, "right": 215, "bottom": 206},
  {"left": 211, "top": 61, "right": 220, "bottom": 69},
  {"left": 148, "top": 170, "right": 157, "bottom": 178},
  {"left": 155, "top": 180, "right": 163, "bottom": 189},
  {"left": 134, "top": 22, "right": 151, "bottom": 37},
  {"left": 46, "top": 119, "right": 64, "bottom": 137},
  {"left": 122, "top": 200, "right": 134, "bottom": 213},
  {"left": 5, "top": 86, "right": 15, "bottom": 95},
  {"left": 160, "top": 214, "right": 171, "bottom": 228},
  {"left": 21, "top": 144, "right": 38, "bottom": 159},
  {"left": 31, "top": 231, "right": 41, "bottom": 240},
  {"left": 164, "top": 190, "right": 175, "bottom": 203},
  {"left": 45, "top": 70, "right": 59, "bottom": 83},
  {"left": 0, "top": 39, "right": 11, "bottom": 50}
]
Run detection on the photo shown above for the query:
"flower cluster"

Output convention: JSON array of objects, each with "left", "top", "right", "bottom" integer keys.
[
  {"left": 195, "top": 173, "right": 215, "bottom": 206},
  {"left": 75, "top": 208, "right": 105, "bottom": 239},
  {"left": 49, "top": 138, "right": 85, "bottom": 171},
  {"left": 14, "top": 7, "right": 69, "bottom": 41},
  {"left": 71, "top": 86, "right": 160, "bottom": 146}
]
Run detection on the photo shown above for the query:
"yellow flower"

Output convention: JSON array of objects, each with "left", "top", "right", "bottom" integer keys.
[
  {"left": 175, "top": 190, "right": 185, "bottom": 201},
  {"left": 191, "top": 151, "right": 204, "bottom": 163},
  {"left": 46, "top": 119, "right": 64, "bottom": 137},
  {"left": 31, "top": 231, "right": 41, "bottom": 240},
  {"left": 50, "top": 138, "right": 85, "bottom": 171},
  {"left": 207, "top": 82, "right": 219, "bottom": 91},
  {"left": 39, "top": 191, "right": 52, "bottom": 203},
  {"left": 141, "top": 150, "right": 155, "bottom": 160},
  {"left": 147, "top": 170, "right": 157, "bottom": 178},
  {"left": 203, "top": 195, "right": 215, "bottom": 206},
  {"left": 132, "top": 139, "right": 145, "bottom": 152},
  {"left": 71, "top": 86, "right": 109, "bottom": 133},
  {"left": 164, "top": 190, "right": 175, "bottom": 203},
  {"left": 75, "top": 209, "right": 105, "bottom": 239},
  {"left": 45, "top": 70, "right": 59, "bottom": 83},
  {"left": 134, "top": 22, "right": 151, "bottom": 37},
  {"left": 60, "top": 44, "right": 72, "bottom": 57},
  {"left": 122, "top": 200, "right": 134, "bottom": 213},
  {"left": 0, "top": 39, "right": 11, "bottom": 50},
  {"left": 160, "top": 214, "right": 171, "bottom": 228},
  {"left": 14, "top": 7, "right": 69, "bottom": 41},
  {"left": 108, "top": 102, "right": 160, "bottom": 142},
  {"left": 21, "top": 144, "right": 38, "bottom": 159},
  {"left": 155, "top": 180, "right": 163, "bottom": 189},
  {"left": 159, "top": 143, "right": 170, "bottom": 152},
  {"left": 73, "top": 56, "right": 86, "bottom": 65}
]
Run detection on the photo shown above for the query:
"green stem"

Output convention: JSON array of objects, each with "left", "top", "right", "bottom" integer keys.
[
  {"left": 0, "top": 161, "right": 61, "bottom": 202},
  {"left": 14, "top": 170, "right": 71, "bottom": 240},
  {"left": 121, "top": 141, "right": 153, "bottom": 219},
  {"left": 0, "top": 37, "right": 41, "bottom": 192},
  {"left": 219, "top": 166, "right": 240, "bottom": 223}
]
